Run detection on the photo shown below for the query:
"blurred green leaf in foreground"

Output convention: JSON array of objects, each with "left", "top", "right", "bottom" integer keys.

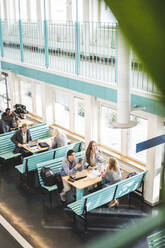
[{"left": 105, "top": 0, "right": 165, "bottom": 104}]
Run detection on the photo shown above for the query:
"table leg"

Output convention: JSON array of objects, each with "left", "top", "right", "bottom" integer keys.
[{"left": 76, "top": 188, "right": 84, "bottom": 200}]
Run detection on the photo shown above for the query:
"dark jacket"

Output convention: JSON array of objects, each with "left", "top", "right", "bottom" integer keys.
[
  {"left": 11, "top": 129, "right": 32, "bottom": 153},
  {"left": 2, "top": 112, "right": 17, "bottom": 129}
]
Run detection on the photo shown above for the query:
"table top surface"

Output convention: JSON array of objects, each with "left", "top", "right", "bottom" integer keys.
[
  {"left": 22, "top": 137, "right": 52, "bottom": 153},
  {"left": 63, "top": 169, "right": 103, "bottom": 190}
]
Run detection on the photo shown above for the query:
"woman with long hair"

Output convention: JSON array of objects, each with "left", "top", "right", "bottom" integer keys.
[
  {"left": 85, "top": 140, "right": 104, "bottom": 169},
  {"left": 103, "top": 158, "right": 122, "bottom": 207}
]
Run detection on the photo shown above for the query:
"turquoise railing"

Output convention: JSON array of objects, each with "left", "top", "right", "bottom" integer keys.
[
  {"left": 0, "top": 19, "right": 159, "bottom": 95},
  {"left": 131, "top": 58, "right": 160, "bottom": 95},
  {"left": 1, "top": 19, "right": 20, "bottom": 61}
]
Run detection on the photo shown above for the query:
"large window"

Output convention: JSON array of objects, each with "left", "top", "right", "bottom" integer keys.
[
  {"left": 55, "top": 90, "right": 70, "bottom": 129},
  {"left": 20, "top": 80, "right": 32, "bottom": 112},
  {"left": 128, "top": 115, "right": 148, "bottom": 163},
  {"left": 100, "top": 105, "right": 121, "bottom": 151},
  {"left": 74, "top": 96, "right": 85, "bottom": 136}
]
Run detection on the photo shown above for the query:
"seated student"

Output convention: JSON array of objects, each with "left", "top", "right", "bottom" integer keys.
[
  {"left": 1, "top": 108, "right": 19, "bottom": 133},
  {"left": 52, "top": 128, "right": 68, "bottom": 149},
  {"left": 102, "top": 158, "right": 122, "bottom": 207},
  {"left": 11, "top": 123, "right": 32, "bottom": 156},
  {"left": 85, "top": 140, "right": 104, "bottom": 169},
  {"left": 60, "top": 149, "right": 83, "bottom": 202}
]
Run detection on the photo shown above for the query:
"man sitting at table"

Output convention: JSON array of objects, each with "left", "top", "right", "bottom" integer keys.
[
  {"left": 11, "top": 123, "right": 32, "bottom": 157},
  {"left": 60, "top": 149, "right": 83, "bottom": 202}
]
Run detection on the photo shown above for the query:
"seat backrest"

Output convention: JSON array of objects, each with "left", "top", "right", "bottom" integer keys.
[
  {"left": 115, "top": 171, "right": 146, "bottom": 199},
  {"left": 23, "top": 149, "right": 55, "bottom": 173},
  {"left": 30, "top": 123, "right": 50, "bottom": 140},
  {"left": 0, "top": 132, "right": 16, "bottom": 154},
  {"left": 69, "top": 184, "right": 117, "bottom": 216},
  {"left": 23, "top": 141, "right": 82, "bottom": 173},
  {"left": 147, "top": 230, "right": 165, "bottom": 248},
  {"left": 37, "top": 157, "right": 63, "bottom": 186},
  {"left": 37, "top": 150, "right": 85, "bottom": 186},
  {"left": 54, "top": 141, "right": 83, "bottom": 159}
]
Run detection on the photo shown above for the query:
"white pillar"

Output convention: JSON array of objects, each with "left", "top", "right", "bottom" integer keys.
[
  {"left": 83, "top": 0, "right": 89, "bottom": 22},
  {"left": 85, "top": 95, "right": 98, "bottom": 146},
  {"left": 66, "top": 0, "right": 72, "bottom": 21},
  {"left": 31, "top": 81, "right": 36, "bottom": 114},
  {"left": 117, "top": 30, "right": 131, "bottom": 124},
  {"left": 48, "top": 0, "right": 52, "bottom": 20},
  {"left": 36, "top": 0, "right": 42, "bottom": 21},
  {"left": 7, "top": 72, "right": 15, "bottom": 108},
  {"left": 41, "top": 82, "right": 46, "bottom": 122},
  {"left": 26, "top": 0, "right": 31, "bottom": 20},
  {"left": 3, "top": 0, "right": 8, "bottom": 19},
  {"left": 13, "top": 0, "right": 17, "bottom": 20},
  {"left": 144, "top": 116, "right": 164, "bottom": 205}
]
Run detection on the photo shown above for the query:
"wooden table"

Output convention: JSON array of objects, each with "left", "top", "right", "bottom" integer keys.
[
  {"left": 22, "top": 137, "right": 52, "bottom": 154},
  {"left": 63, "top": 169, "right": 102, "bottom": 200}
]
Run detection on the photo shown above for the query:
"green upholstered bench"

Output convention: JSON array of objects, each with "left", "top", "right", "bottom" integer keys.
[
  {"left": 15, "top": 141, "right": 83, "bottom": 174},
  {"left": 37, "top": 150, "right": 85, "bottom": 204},
  {"left": 147, "top": 229, "right": 165, "bottom": 248},
  {"left": 67, "top": 171, "right": 147, "bottom": 231},
  {"left": 0, "top": 123, "right": 50, "bottom": 163},
  {"left": 0, "top": 132, "right": 21, "bottom": 161}
]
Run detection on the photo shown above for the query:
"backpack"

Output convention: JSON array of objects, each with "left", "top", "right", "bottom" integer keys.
[
  {"left": 126, "top": 172, "right": 137, "bottom": 178},
  {"left": 40, "top": 167, "right": 55, "bottom": 186},
  {"left": 40, "top": 167, "right": 64, "bottom": 192}
]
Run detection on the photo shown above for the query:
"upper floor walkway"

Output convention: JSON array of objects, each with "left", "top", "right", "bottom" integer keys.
[{"left": 0, "top": 19, "right": 159, "bottom": 96}]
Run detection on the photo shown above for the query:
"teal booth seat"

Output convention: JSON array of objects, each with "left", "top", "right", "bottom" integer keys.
[
  {"left": 0, "top": 123, "right": 51, "bottom": 162},
  {"left": 15, "top": 141, "right": 83, "bottom": 174},
  {"left": 68, "top": 171, "right": 147, "bottom": 231}
]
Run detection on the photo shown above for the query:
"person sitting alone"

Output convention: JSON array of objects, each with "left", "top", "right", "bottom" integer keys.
[
  {"left": 11, "top": 123, "right": 32, "bottom": 157},
  {"left": 1, "top": 108, "right": 19, "bottom": 133},
  {"left": 102, "top": 158, "right": 122, "bottom": 207},
  {"left": 60, "top": 149, "right": 83, "bottom": 202},
  {"left": 52, "top": 128, "right": 68, "bottom": 149}
]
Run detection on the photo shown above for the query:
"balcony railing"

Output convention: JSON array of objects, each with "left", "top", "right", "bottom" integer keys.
[{"left": 0, "top": 19, "right": 159, "bottom": 95}]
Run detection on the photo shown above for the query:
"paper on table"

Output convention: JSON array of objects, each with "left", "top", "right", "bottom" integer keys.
[{"left": 87, "top": 169, "right": 100, "bottom": 179}]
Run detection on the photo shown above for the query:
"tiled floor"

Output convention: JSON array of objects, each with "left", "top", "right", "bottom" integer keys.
[{"left": 0, "top": 163, "right": 160, "bottom": 248}]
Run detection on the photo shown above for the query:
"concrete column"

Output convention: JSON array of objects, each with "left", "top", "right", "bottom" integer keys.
[
  {"left": 69, "top": 95, "right": 74, "bottom": 132},
  {"left": 36, "top": 0, "right": 42, "bottom": 21},
  {"left": 31, "top": 81, "right": 36, "bottom": 114},
  {"left": 26, "top": 0, "right": 31, "bottom": 20},
  {"left": 66, "top": 0, "right": 72, "bottom": 21},
  {"left": 144, "top": 116, "right": 164, "bottom": 205},
  {"left": 7, "top": 72, "right": 15, "bottom": 108},
  {"left": 3, "top": 0, "right": 8, "bottom": 19},
  {"left": 48, "top": 0, "right": 52, "bottom": 20},
  {"left": 13, "top": 0, "right": 17, "bottom": 20},
  {"left": 117, "top": 30, "right": 131, "bottom": 124},
  {"left": 85, "top": 95, "right": 98, "bottom": 146},
  {"left": 83, "top": 0, "right": 89, "bottom": 22},
  {"left": 41, "top": 82, "right": 46, "bottom": 122}
]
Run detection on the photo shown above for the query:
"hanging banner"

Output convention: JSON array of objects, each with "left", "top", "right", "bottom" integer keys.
[{"left": 136, "top": 134, "right": 165, "bottom": 153}]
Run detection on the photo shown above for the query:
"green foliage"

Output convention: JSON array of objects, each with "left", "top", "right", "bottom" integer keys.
[{"left": 105, "top": 0, "right": 165, "bottom": 104}]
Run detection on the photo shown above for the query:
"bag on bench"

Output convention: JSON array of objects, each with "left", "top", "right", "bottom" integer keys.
[{"left": 40, "top": 167, "right": 63, "bottom": 192}]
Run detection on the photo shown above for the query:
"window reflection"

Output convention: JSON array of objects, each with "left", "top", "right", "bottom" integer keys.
[
  {"left": 100, "top": 105, "right": 121, "bottom": 151},
  {"left": 74, "top": 96, "right": 85, "bottom": 136}
]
